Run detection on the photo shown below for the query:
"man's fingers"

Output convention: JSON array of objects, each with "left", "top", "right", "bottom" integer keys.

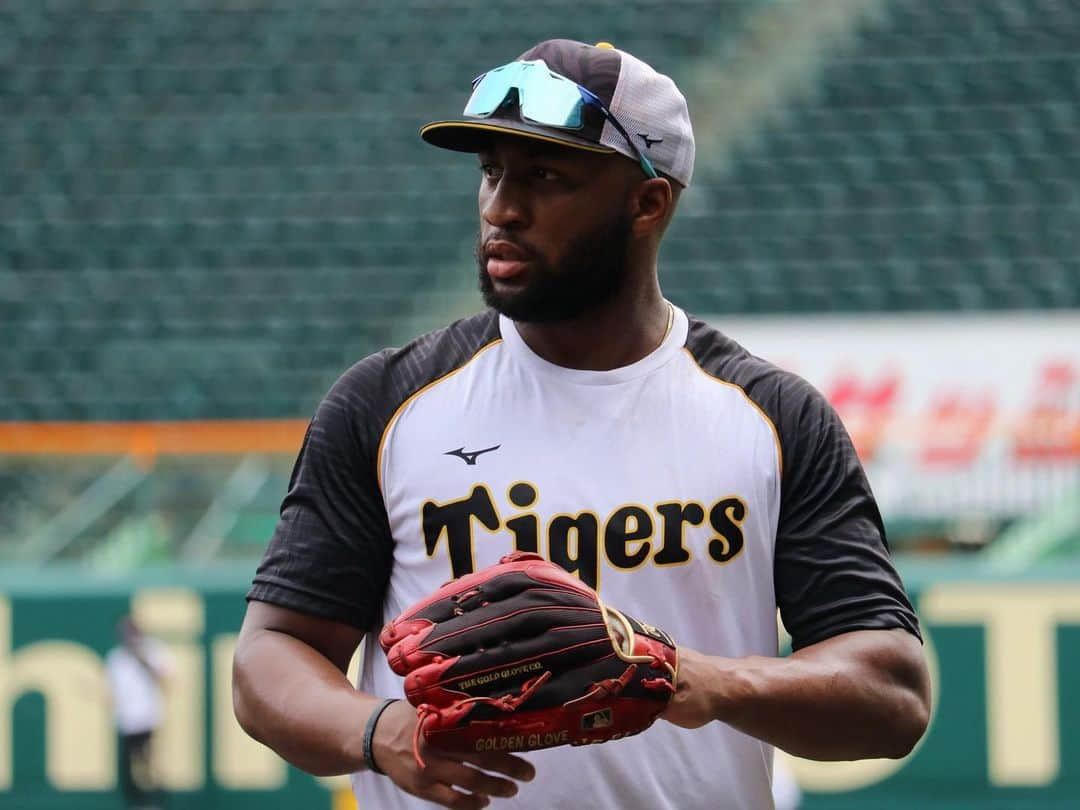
[
  {"left": 426, "top": 757, "right": 521, "bottom": 799},
  {"left": 452, "top": 749, "right": 537, "bottom": 782},
  {"left": 399, "top": 739, "right": 535, "bottom": 807},
  {"left": 419, "top": 783, "right": 490, "bottom": 810}
]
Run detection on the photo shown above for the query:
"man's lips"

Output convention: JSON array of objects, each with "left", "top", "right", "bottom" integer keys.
[
  {"left": 487, "top": 258, "right": 530, "bottom": 279},
  {"left": 484, "top": 240, "right": 532, "bottom": 280}
]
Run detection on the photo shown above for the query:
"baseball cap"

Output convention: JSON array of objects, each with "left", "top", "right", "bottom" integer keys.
[{"left": 421, "top": 39, "right": 695, "bottom": 187}]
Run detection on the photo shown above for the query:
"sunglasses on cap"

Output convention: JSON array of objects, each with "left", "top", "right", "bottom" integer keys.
[{"left": 463, "top": 59, "right": 659, "bottom": 180}]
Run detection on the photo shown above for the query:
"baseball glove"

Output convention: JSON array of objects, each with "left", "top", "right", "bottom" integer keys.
[{"left": 378, "top": 552, "right": 678, "bottom": 766}]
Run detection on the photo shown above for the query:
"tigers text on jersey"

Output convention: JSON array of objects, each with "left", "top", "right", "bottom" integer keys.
[{"left": 249, "top": 305, "right": 920, "bottom": 810}]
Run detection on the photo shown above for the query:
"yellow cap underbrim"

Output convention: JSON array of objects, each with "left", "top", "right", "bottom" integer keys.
[{"left": 420, "top": 120, "right": 617, "bottom": 156}]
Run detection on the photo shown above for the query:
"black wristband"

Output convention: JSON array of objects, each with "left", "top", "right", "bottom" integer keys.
[{"left": 362, "top": 698, "right": 398, "bottom": 775}]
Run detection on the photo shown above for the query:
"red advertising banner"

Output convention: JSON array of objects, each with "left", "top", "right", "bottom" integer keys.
[{"left": 715, "top": 313, "right": 1080, "bottom": 519}]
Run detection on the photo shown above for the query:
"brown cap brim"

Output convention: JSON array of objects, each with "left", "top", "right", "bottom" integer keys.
[{"left": 420, "top": 119, "right": 617, "bottom": 156}]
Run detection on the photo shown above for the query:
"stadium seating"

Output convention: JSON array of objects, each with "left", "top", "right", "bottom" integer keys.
[
  {"left": 6, "top": 0, "right": 1076, "bottom": 422},
  {"left": 664, "top": 0, "right": 1080, "bottom": 315},
  {"left": 5, "top": 1, "right": 1077, "bottom": 424},
  {"left": 1, "top": 0, "right": 753, "bottom": 421}
]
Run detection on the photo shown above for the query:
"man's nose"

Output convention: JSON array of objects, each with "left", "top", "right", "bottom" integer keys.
[{"left": 481, "top": 177, "right": 528, "bottom": 229}]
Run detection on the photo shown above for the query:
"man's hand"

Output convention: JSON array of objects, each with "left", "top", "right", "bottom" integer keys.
[{"left": 373, "top": 700, "right": 536, "bottom": 810}]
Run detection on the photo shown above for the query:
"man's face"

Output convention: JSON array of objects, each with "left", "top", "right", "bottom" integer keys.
[{"left": 475, "top": 137, "right": 636, "bottom": 323}]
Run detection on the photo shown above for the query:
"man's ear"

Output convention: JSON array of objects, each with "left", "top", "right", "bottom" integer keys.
[{"left": 629, "top": 177, "right": 674, "bottom": 238}]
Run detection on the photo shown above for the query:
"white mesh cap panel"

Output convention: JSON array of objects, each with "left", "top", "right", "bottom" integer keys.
[{"left": 600, "top": 50, "right": 695, "bottom": 186}]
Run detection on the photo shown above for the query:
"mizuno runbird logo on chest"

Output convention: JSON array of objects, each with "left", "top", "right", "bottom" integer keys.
[{"left": 444, "top": 445, "right": 501, "bottom": 465}]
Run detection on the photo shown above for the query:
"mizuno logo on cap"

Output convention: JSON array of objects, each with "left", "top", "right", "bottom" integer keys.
[{"left": 637, "top": 133, "right": 663, "bottom": 149}]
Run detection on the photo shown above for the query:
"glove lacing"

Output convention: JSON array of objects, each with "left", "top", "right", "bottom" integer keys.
[{"left": 412, "top": 671, "right": 553, "bottom": 767}]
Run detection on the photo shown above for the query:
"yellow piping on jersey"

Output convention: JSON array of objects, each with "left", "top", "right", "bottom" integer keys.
[
  {"left": 681, "top": 348, "right": 784, "bottom": 480},
  {"left": 376, "top": 338, "right": 505, "bottom": 497}
]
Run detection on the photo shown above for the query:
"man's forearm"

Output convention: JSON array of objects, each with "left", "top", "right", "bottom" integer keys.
[
  {"left": 667, "top": 629, "right": 930, "bottom": 760},
  {"left": 232, "top": 627, "right": 378, "bottom": 775}
]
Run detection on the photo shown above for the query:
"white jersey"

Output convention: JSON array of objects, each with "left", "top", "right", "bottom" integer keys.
[
  {"left": 250, "top": 305, "right": 919, "bottom": 810},
  {"left": 105, "top": 639, "right": 170, "bottom": 736}
]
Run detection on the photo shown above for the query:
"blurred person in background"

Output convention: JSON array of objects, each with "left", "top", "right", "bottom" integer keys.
[{"left": 105, "top": 615, "right": 172, "bottom": 810}]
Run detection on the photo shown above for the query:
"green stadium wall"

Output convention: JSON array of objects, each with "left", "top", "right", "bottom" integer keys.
[{"left": 0, "top": 563, "right": 1078, "bottom": 809}]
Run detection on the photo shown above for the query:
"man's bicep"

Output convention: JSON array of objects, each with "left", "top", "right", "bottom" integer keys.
[
  {"left": 248, "top": 358, "right": 396, "bottom": 632},
  {"left": 774, "top": 508, "right": 920, "bottom": 652},
  {"left": 239, "top": 599, "right": 365, "bottom": 674},
  {"left": 773, "top": 378, "right": 920, "bottom": 650}
]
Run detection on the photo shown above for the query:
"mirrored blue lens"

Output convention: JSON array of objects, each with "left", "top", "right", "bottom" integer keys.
[
  {"left": 519, "top": 67, "right": 584, "bottom": 128},
  {"left": 463, "top": 63, "right": 528, "bottom": 118},
  {"left": 462, "top": 61, "right": 585, "bottom": 129}
]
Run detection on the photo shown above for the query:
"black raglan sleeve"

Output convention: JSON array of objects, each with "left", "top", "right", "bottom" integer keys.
[
  {"left": 247, "top": 351, "right": 395, "bottom": 632},
  {"left": 771, "top": 373, "right": 921, "bottom": 650}
]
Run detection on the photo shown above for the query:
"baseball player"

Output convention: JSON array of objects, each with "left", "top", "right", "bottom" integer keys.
[{"left": 233, "top": 39, "right": 930, "bottom": 810}]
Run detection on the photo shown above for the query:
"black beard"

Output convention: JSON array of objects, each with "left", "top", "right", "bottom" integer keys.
[{"left": 476, "top": 212, "right": 633, "bottom": 324}]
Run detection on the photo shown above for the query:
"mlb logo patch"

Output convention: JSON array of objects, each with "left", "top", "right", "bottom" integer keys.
[{"left": 582, "top": 708, "right": 614, "bottom": 730}]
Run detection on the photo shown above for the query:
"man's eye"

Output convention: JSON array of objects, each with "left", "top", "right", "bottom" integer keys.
[
  {"left": 533, "top": 167, "right": 558, "bottom": 180},
  {"left": 479, "top": 164, "right": 500, "bottom": 179}
]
